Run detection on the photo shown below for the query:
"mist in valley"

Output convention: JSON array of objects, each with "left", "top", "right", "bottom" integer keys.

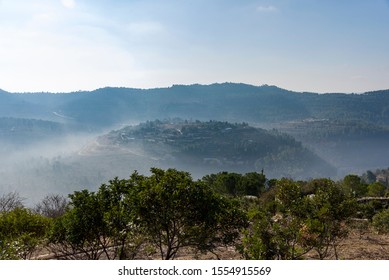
[
  {"left": 0, "top": 132, "right": 99, "bottom": 205},
  {"left": 1, "top": 120, "right": 387, "bottom": 207},
  {"left": 0, "top": 121, "right": 212, "bottom": 206},
  {"left": 2, "top": 84, "right": 389, "bottom": 206}
]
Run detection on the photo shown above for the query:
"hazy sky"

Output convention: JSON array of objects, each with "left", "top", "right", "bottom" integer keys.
[{"left": 1, "top": 0, "right": 389, "bottom": 93}]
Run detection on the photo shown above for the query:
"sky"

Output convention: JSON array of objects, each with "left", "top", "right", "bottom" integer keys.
[{"left": 0, "top": 0, "right": 389, "bottom": 93}]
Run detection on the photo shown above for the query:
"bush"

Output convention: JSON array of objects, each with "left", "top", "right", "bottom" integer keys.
[
  {"left": 0, "top": 208, "right": 51, "bottom": 259},
  {"left": 372, "top": 209, "right": 389, "bottom": 234}
]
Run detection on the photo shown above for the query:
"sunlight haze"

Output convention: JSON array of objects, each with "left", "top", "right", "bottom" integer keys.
[{"left": 0, "top": 0, "right": 389, "bottom": 93}]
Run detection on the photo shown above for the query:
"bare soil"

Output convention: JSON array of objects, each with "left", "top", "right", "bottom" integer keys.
[
  {"left": 176, "top": 228, "right": 389, "bottom": 260},
  {"left": 33, "top": 228, "right": 389, "bottom": 260}
]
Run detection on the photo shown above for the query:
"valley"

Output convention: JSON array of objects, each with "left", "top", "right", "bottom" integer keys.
[{"left": 1, "top": 83, "right": 389, "bottom": 203}]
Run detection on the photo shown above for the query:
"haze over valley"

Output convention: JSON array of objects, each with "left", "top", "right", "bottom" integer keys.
[{"left": 1, "top": 83, "right": 389, "bottom": 204}]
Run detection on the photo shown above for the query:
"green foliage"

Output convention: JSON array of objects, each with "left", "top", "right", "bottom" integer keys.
[
  {"left": 48, "top": 168, "right": 247, "bottom": 260},
  {"left": 0, "top": 208, "right": 51, "bottom": 259},
  {"left": 127, "top": 168, "right": 248, "bottom": 259},
  {"left": 372, "top": 209, "right": 389, "bottom": 234},
  {"left": 48, "top": 180, "right": 143, "bottom": 260},
  {"left": 342, "top": 174, "right": 368, "bottom": 198},
  {"left": 240, "top": 172, "right": 267, "bottom": 196},
  {"left": 241, "top": 179, "right": 309, "bottom": 260},
  {"left": 367, "top": 182, "right": 386, "bottom": 197},
  {"left": 240, "top": 208, "right": 277, "bottom": 260},
  {"left": 357, "top": 200, "right": 386, "bottom": 221},
  {"left": 203, "top": 171, "right": 266, "bottom": 197},
  {"left": 204, "top": 172, "right": 243, "bottom": 196},
  {"left": 48, "top": 189, "right": 108, "bottom": 259},
  {"left": 241, "top": 178, "right": 356, "bottom": 260},
  {"left": 302, "top": 179, "right": 356, "bottom": 259}
]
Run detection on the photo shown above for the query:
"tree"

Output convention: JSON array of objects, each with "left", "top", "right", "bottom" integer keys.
[
  {"left": 342, "top": 174, "right": 368, "bottom": 198},
  {"left": 240, "top": 172, "right": 267, "bottom": 196},
  {"left": 367, "top": 182, "right": 386, "bottom": 197},
  {"left": 127, "top": 168, "right": 248, "bottom": 259},
  {"left": 203, "top": 171, "right": 267, "bottom": 197},
  {"left": 34, "top": 194, "right": 68, "bottom": 218},
  {"left": 97, "top": 178, "right": 144, "bottom": 260},
  {"left": 48, "top": 180, "right": 143, "bottom": 260},
  {"left": 302, "top": 179, "right": 356, "bottom": 259},
  {"left": 240, "top": 208, "right": 277, "bottom": 260},
  {"left": 0, "top": 192, "right": 24, "bottom": 212},
  {"left": 241, "top": 179, "right": 309, "bottom": 260},
  {"left": 48, "top": 189, "right": 110, "bottom": 260},
  {"left": 372, "top": 209, "right": 389, "bottom": 234},
  {"left": 0, "top": 208, "right": 50, "bottom": 259},
  {"left": 241, "top": 178, "right": 356, "bottom": 260},
  {"left": 213, "top": 172, "right": 243, "bottom": 196},
  {"left": 273, "top": 179, "right": 310, "bottom": 259},
  {"left": 362, "top": 170, "right": 377, "bottom": 184}
]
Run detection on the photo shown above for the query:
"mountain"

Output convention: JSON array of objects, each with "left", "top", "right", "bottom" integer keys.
[
  {"left": 0, "top": 117, "right": 65, "bottom": 143},
  {"left": 277, "top": 118, "right": 389, "bottom": 175},
  {"left": 2, "top": 83, "right": 389, "bottom": 128},
  {"left": 3, "top": 83, "right": 387, "bottom": 176},
  {"left": 2, "top": 83, "right": 389, "bottom": 202},
  {"left": 1, "top": 83, "right": 388, "bottom": 124}
]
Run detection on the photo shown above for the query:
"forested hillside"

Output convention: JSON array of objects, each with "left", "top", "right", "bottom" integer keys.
[
  {"left": 0, "top": 117, "right": 65, "bottom": 145},
  {"left": 2, "top": 84, "right": 389, "bottom": 129},
  {"left": 96, "top": 119, "right": 335, "bottom": 179},
  {"left": 1, "top": 83, "right": 389, "bottom": 201}
]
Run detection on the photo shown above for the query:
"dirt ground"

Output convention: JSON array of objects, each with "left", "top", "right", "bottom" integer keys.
[
  {"left": 174, "top": 227, "right": 389, "bottom": 260},
  {"left": 335, "top": 229, "right": 389, "bottom": 260},
  {"left": 33, "top": 227, "right": 389, "bottom": 260}
]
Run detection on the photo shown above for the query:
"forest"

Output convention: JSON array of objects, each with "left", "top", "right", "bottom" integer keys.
[{"left": 1, "top": 167, "right": 389, "bottom": 260}]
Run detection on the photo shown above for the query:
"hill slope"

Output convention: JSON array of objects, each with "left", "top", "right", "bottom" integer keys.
[
  {"left": 2, "top": 83, "right": 389, "bottom": 129},
  {"left": 92, "top": 120, "right": 336, "bottom": 179}
]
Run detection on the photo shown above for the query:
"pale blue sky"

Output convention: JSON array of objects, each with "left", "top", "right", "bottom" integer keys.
[{"left": 0, "top": 0, "right": 388, "bottom": 93}]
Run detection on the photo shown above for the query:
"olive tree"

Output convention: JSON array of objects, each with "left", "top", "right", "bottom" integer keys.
[
  {"left": 241, "top": 178, "right": 356, "bottom": 260},
  {"left": 127, "top": 168, "right": 248, "bottom": 260},
  {"left": 48, "top": 179, "right": 143, "bottom": 260},
  {"left": 302, "top": 179, "right": 356, "bottom": 259},
  {"left": 372, "top": 209, "right": 389, "bottom": 233}
]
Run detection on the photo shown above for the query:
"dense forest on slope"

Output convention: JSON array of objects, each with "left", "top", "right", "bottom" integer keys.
[
  {"left": 277, "top": 118, "right": 389, "bottom": 175},
  {"left": 0, "top": 117, "right": 65, "bottom": 145},
  {"left": 97, "top": 119, "right": 335, "bottom": 179},
  {"left": 2, "top": 83, "right": 389, "bottom": 129}
]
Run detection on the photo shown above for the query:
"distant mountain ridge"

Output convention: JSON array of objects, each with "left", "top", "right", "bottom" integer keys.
[{"left": 2, "top": 83, "right": 389, "bottom": 129}]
